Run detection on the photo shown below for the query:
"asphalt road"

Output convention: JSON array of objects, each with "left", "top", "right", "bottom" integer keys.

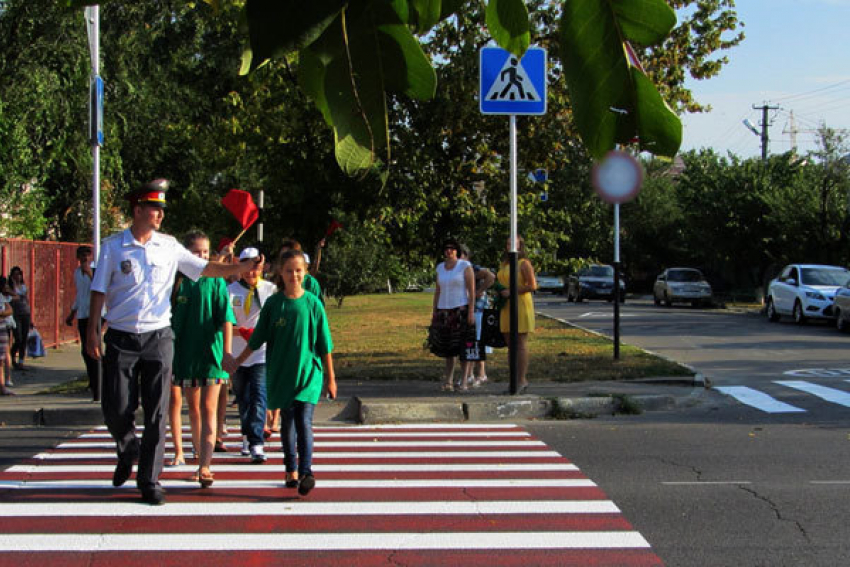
[
  {"left": 536, "top": 294, "right": 850, "bottom": 418},
  {"left": 529, "top": 408, "right": 850, "bottom": 567}
]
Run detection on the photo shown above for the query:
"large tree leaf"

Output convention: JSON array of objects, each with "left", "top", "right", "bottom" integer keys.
[
  {"left": 559, "top": 0, "right": 681, "bottom": 158},
  {"left": 242, "top": 0, "right": 347, "bottom": 73},
  {"left": 322, "top": 10, "right": 390, "bottom": 176},
  {"left": 409, "top": 0, "right": 442, "bottom": 32},
  {"left": 300, "top": 2, "right": 435, "bottom": 174},
  {"left": 485, "top": 0, "right": 529, "bottom": 57},
  {"left": 376, "top": 19, "right": 436, "bottom": 99},
  {"left": 611, "top": 0, "right": 676, "bottom": 46}
]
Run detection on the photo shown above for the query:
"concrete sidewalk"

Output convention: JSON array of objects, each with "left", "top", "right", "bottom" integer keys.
[{"left": 0, "top": 344, "right": 707, "bottom": 426}]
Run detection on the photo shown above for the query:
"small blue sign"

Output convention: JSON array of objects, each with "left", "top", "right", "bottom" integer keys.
[
  {"left": 529, "top": 168, "right": 548, "bottom": 183},
  {"left": 89, "top": 75, "right": 104, "bottom": 146},
  {"left": 480, "top": 46, "right": 546, "bottom": 115}
]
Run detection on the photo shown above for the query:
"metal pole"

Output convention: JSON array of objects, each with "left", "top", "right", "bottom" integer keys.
[
  {"left": 613, "top": 203, "right": 620, "bottom": 360},
  {"left": 257, "top": 189, "right": 264, "bottom": 243},
  {"left": 86, "top": 5, "right": 103, "bottom": 401},
  {"left": 509, "top": 115, "right": 519, "bottom": 394}
]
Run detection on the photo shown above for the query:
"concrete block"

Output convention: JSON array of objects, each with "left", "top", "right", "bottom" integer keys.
[
  {"left": 358, "top": 398, "right": 465, "bottom": 424},
  {"left": 553, "top": 396, "right": 617, "bottom": 417},
  {"left": 464, "top": 398, "right": 552, "bottom": 421}
]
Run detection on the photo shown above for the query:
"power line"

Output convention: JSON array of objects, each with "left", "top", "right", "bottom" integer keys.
[{"left": 769, "top": 78, "right": 850, "bottom": 104}]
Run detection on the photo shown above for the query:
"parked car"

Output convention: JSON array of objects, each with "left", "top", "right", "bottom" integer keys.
[
  {"left": 536, "top": 272, "right": 564, "bottom": 293},
  {"left": 653, "top": 268, "right": 712, "bottom": 307},
  {"left": 566, "top": 264, "right": 625, "bottom": 302},
  {"left": 766, "top": 264, "right": 850, "bottom": 324}
]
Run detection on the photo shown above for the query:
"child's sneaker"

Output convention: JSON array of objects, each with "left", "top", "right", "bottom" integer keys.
[
  {"left": 250, "top": 445, "right": 267, "bottom": 464},
  {"left": 241, "top": 437, "right": 250, "bottom": 456}
]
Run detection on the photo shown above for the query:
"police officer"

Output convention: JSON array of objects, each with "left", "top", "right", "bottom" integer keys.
[{"left": 87, "top": 179, "right": 262, "bottom": 505}]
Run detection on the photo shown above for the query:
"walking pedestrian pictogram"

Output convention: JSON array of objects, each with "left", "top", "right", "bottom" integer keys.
[{"left": 480, "top": 46, "right": 547, "bottom": 115}]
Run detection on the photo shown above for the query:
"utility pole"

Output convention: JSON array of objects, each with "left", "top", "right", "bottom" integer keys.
[{"left": 752, "top": 103, "right": 779, "bottom": 161}]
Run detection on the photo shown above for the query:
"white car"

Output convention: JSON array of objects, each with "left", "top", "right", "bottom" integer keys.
[
  {"left": 766, "top": 264, "right": 850, "bottom": 324},
  {"left": 653, "top": 268, "right": 712, "bottom": 307},
  {"left": 536, "top": 272, "right": 565, "bottom": 293}
]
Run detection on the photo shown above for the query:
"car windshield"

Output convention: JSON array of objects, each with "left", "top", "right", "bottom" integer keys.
[
  {"left": 668, "top": 270, "right": 703, "bottom": 282},
  {"left": 801, "top": 267, "right": 850, "bottom": 286},
  {"left": 582, "top": 266, "right": 613, "bottom": 277}
]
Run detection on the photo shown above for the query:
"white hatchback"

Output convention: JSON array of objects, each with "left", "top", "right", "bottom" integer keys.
[{"left": 766, "top": 264, "right": 850, "bottom": 324}]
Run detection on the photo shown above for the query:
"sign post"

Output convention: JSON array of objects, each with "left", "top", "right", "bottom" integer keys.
[
  {"left": 592, "top": 150, "right": 643, "bottom": 360},
  {"left": 480, "top": 46, "right": 546, "bottom": 394}
]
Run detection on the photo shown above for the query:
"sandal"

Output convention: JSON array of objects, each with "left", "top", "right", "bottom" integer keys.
[
  {"left": 199, "top": 469, "right": 214, "bottom": 488},
  {"left": 440, "top": 383, "right": 454, "bottom": 392},
  {"left": 189, "top": 471, "right": 200, "bottom": 482},
  {"left": 166, "top": 456, "right": 185, "bottom": 467},
  {"left": 285, "top": 471, "right": 299, "bottom": 489}
]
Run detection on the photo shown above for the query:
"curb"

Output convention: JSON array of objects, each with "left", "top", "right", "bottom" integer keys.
[{"left": 0, "top": 392, "right": 686, "bottom": 427}]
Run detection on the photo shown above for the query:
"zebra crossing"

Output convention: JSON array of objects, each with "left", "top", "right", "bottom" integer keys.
[
  {"left": 716, "top": 379, "right": 850, "bottom": 413},
  {"left": 0, "top": 423, "right": 663, "bottom": 566}
]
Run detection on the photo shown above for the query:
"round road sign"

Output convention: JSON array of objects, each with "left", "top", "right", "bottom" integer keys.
[{"left": 592, "top": 150, "right": 643, "bottom": 204}]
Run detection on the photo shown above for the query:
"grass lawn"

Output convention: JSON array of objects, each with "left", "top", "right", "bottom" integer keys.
[{"left": 328, "top": 292, "right": 693, "bottom": 383}]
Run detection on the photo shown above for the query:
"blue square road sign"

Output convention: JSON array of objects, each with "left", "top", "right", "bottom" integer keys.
[{"left": 480, "top": 46, "right": 547, "bottom": 115}]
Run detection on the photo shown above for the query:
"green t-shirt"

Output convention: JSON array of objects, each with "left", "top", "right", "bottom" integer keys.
[
  {"left": 171, "top": 277, "right": 236, "bottom": 381},
  {"left": 248, "top": 291, "right": 333, "bottom": 410},
  {"left": 304, "top": 273, "right": 323, "bottom": 304}
]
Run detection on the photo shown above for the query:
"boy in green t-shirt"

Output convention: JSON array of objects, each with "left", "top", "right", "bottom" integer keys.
[{"left": 227, "top": 248, "right": 336, "bottom": 496}]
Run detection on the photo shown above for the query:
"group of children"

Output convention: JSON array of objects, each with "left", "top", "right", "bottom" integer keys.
[
  {"left": 168, "top": 232, "right": 335, "bottom": 496},
  {"left": 0, "top": 267, "right": 30, "bottom": 396}
]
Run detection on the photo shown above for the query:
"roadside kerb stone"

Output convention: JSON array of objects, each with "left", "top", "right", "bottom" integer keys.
[
  {"left": 358, "top": 397, "right": 465, "bottom": 424},
  {"left": 464, "top": 398, "right": 551, "bottom": 421}
]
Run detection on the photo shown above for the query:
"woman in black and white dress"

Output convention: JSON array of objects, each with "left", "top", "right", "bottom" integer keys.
[{"left": 429, "top": 239, "right": 475, "bottom": 391}]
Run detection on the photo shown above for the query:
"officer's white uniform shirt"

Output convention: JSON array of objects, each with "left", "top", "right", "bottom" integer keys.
[
  {"left": 91, "top": 229, "right": 207, "bottom": 334},
  {"left": 228, "top": 279, "right": 276, "bottom": 367}
]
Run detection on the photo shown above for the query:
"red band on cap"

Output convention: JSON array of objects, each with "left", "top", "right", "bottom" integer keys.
[{"left": 137, "top": 191, "right": 166, "bottom": 203}]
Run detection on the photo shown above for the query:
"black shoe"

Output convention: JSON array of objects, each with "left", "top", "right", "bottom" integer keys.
[
  {"left": 112, "top": 457, "right": 134, "bottom": 487},
  {"left": 214, "top": 440, "right": 228, "bottom": 453},
  {"left": 298, "top": 474, "right": 315, "bottom": 496},
  {"left": 140, "top": 486, "right": 166, "bottom": 506}
]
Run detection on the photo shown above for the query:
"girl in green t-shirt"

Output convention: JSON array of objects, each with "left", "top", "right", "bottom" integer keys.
[
  {"left": 227, "top": 249, "right": 337, "bottom": 496},
  {"left": 170, "top": 231, "right": 236, "bottom": 489}
]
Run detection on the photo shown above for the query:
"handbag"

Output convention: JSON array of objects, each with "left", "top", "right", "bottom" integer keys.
[
  {"left": 27, "top": 327, "right": 46, "bottom": 358},
  {"left": 480, "top": 308, "right": 506, "bottom": 348}
]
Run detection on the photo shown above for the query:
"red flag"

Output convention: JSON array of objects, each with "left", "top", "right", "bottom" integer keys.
[
  {"left": 237, "top": 327, "right": 254, "bottom": 341},
  {"left": 325, "top": 220, "right": 343, "bottom": 238},
  {"left": 221, "top": 189, "right": 260, "bottom": 230}
]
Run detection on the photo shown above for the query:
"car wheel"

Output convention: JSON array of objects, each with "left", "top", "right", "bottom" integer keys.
[
  {"left": 691, "top": 300, "right": 701, "bottom": 308},
  {"left": 766, "top": 298, "right": 780, "bottom": 322},
  {"left": 793, "top": 300, "right": 806, "bottom": 325},
  {"left": 653, "top": 292, "right": 661, "bottom": 306},
  {"left": 664, "top": 292, "right": 671, "bottom": 307},
  {"left": 575, "top": 292, "right": 583, "bottom": 303}
]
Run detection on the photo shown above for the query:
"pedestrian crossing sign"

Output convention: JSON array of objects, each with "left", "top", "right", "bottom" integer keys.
[{"left": 480, "top": 46, "right": 547, "bottom": 115}]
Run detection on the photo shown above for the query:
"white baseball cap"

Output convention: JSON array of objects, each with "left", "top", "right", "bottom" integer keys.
[
  {"left": 303, "top": 253, "right": 311, "bottom": 264},
  {"left": 239, "top": 247, "right": 260, "bottom": 261}
]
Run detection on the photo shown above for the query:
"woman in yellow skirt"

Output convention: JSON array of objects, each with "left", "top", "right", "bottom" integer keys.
[{"left": 497, "top": 236, "right": 537, "bottom": 393}]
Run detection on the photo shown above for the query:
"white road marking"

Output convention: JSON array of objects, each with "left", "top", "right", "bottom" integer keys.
[
  {"left": 774, "top": 380, "right": 850, "bottom": 408},
  {"left": 715, "top": 386, "right": 806, "bottom": 413},
  {"left": 56, "top": 440, "right": 546, "bottom": 449},
  {"left": 8, "top": 463, "right": 578, "bottom": 474},
  {"left": 0, "top": 500, "right": 621, "bottom": 517},
  {"left": 0, "top": 478, "right": 597, "bottom": 490},
  {"left": 77, "top": 431, "right": 532, "bottom": 440},
  {"left": 33, "top": 450, "right": 562, "bottom": 460},
  {"left": 0, "top": 531, "right": 650, "bottom": 551},
  {"left": 661, "top": 481, "right": 752, "bottom": 486}
]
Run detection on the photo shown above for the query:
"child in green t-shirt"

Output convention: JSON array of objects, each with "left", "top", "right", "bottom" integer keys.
[
  {"left": 227, "top": 248, "right": 336, "bottom": 496},
  {"left": 170, "top": 231, "right": 236, "bottom": 489}
]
